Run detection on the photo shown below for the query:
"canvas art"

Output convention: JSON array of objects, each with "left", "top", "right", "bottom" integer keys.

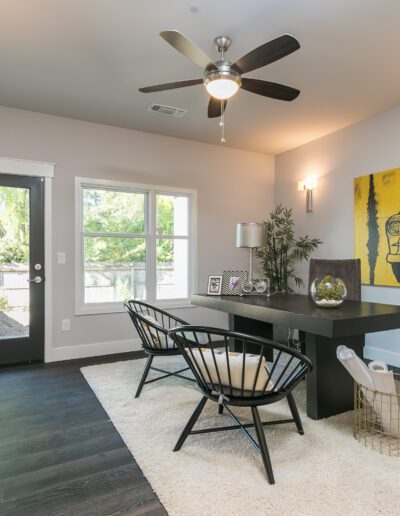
[{"left": 354, "top": 167, "right": 400, "bottom": 286}]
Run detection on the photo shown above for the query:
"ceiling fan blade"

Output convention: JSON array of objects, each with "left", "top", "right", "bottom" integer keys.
[
  {"left": 160, "top": 30, "right": 215, "bottom": 69},
  {"left": 139, "top": 78, "right": 203, "bottom": 93},
  {"left": 241, "top": 78, "right": 300, "bottom": 101},
  {"left": 233, "top": 35, "right": 300, "bottom": 74},
  {"left": 208, "top": 98, "right": 227, "bottom": 118}
]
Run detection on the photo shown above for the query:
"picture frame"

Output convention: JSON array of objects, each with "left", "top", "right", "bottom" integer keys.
[
  {"left": 207, "top": 275, "right": 222, "bottom": 295},
  {"left": 221, "top": 270, "right": 248, "bottom": 296}
]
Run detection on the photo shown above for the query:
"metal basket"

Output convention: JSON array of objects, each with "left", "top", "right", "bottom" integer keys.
[{"left": 354, "top": 372, "right": 400, "bottom": 456}]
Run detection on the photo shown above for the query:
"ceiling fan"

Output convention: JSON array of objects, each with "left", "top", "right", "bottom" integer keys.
[{"left": 139, "top": 30, "right": 301, "bottom": 119}]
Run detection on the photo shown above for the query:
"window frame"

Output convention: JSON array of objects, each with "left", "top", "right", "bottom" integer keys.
[{"left": 75, "top": 177, "right": 197, "bottom": 315}]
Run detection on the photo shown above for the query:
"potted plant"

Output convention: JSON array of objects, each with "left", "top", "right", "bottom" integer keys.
[{"left": 256, "top": 205, "right": 321, "bottom": 293}]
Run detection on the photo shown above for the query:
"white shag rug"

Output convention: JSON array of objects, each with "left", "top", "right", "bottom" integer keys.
[{"left": 81, "top": 357, "right": 400, "bottom": 516}]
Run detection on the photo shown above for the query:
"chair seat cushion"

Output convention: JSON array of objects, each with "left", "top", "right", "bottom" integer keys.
[
  {"left": 141, "top": 315, "right": 210, "bottom": 350},
  {"left": 141, "top": 314, "right": 176, "bottom": 349},
  {"left": 189, "top": 348, "right": 273, "bottom": 393}
]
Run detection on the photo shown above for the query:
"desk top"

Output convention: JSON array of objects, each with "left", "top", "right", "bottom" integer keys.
[{"left": 191, "top": 293, "right": 400, "bottom": 338}]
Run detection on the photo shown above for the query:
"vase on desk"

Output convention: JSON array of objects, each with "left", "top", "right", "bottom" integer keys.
[{"left": 310, "top": 275, "right": 347, "bottom": 308}]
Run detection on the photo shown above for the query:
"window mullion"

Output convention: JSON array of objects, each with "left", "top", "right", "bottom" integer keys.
[{"left": 82, "top": 231, "right": 146, "bottom": 239}]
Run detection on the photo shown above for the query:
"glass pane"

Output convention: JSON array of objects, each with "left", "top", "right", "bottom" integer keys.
[
  {"left": 0, "top": 186, "right": 29, "bottom": 339},
  {"left": 84, "top": 237, "right": 146, "bottom": 303},
  {"left": 156, "top": 239, "right": 188, "bottom": 299},
  {"left": 83, "top": 188, "right": 145, "bottom": 234},
  {"left": 156, "top": 194, "right": 188, "bottom": 236}
]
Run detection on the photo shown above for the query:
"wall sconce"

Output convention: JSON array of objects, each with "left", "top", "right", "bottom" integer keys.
[{"left": 298, "top": 176, "right": 318, "bottom": 212}]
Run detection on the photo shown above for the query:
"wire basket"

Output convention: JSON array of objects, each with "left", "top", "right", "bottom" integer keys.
[{"left": 354, "top": 372, "right": 400, "bottom": 456}]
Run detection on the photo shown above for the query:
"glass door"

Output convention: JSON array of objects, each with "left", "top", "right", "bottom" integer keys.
[{"left": 0, "top": 174, "right": 44, "bottom": 364}]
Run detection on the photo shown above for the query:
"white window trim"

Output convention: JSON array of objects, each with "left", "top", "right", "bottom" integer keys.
[
  {"left": 0, "top": 156, "right": 55, "bottom": 177},
  {"left": 74, "top": 177, "right": 197, "bottom": 315}
]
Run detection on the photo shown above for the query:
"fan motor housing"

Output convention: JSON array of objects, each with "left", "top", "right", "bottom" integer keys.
[{"left": 203, "top": 61, "right": 242, "bottom": 89}]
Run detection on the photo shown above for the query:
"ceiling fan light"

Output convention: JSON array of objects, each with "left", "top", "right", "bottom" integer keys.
[
  {"left": 204, "top": 70, "right": 241, "bottom": 100},
  {"left": 206, "top": 78, "right": 239, "bottom": 100}
]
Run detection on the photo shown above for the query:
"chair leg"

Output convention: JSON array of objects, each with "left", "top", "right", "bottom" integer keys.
[
  {"left": 287, "top": 391, "right": 304, "bottom": 435},
  {"left": 135, "top": 355, "right": 154, "bottom": 398},
  {"left": 218, "top": 404, "right": 224, "bottom": 415},
  {"left": 173, "top": 396, "right": 208, "bottom": 452},
  {"left": 251, "top": 406, "right": 275, "bottom": 484}
]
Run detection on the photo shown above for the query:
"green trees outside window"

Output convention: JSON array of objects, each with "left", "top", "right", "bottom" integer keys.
[{"left": 0, "top": 186, "right": 29, "bottom": 264}]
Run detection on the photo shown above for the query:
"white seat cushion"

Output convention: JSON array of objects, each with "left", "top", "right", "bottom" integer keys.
[
  {"left": 189, "top": 348, "right": 272, "bottom": 392},
  {"left": 140, "top": 316, "right": 209, "bottom": 350},
  {"left": 141, "top": 314, "right": 175, "bottom": 349}
]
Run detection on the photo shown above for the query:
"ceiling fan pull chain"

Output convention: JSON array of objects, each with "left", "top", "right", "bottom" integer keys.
[{"left": 220, "top": 100, "right": 226, "bottom": 143}]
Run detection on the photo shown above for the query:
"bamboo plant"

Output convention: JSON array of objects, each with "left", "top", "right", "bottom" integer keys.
[{"left": 256, "top": 205, "right": 322, "bottom": 293}]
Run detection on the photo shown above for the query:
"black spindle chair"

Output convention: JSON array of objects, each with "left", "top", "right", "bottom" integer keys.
[
  {"left": 169, "top": 326, "right": 313, "bottom": 484},
  {"left": 124, "top": 300, "right": 194, "bottom": 398}
]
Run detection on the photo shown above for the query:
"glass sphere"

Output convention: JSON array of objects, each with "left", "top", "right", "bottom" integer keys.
[
  {"left": 255, "top": 280, "right": 268, "bottom": 293},
  {"left": 242, "top": 280, "right": 254, "bottom": 293},
  {"left": 310, "top": 275, "right": 347, "bottom": 308}
]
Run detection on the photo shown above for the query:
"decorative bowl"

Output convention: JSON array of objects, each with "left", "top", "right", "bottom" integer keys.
[{"left": 310, "top": 275, "right": 347, "bottom": 308}]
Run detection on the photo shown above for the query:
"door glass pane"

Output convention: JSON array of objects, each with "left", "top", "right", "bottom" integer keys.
[
  {"left": 83, "top": 188, "right": 146, "bottom": 234},
  {"left": 0, "top": 186, "right": 29, "bottom": 338},
  {"left": 156, "top": 194, "right": 188, "bottom": 236},
  {"left": 156, "top": 239, "right": 188, "bottom": 299},
  {"left": 84, "top": 236, "right": 146, "bottom": 303}
]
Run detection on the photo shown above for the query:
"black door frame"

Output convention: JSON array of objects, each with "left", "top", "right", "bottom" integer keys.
[{"left": 0, "top": 173, "right": 45, "bottom": 364}]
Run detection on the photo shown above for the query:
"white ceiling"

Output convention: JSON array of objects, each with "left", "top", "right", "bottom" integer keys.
[{"left": 0, "top": 0, "right": 400, "bottom": 155}]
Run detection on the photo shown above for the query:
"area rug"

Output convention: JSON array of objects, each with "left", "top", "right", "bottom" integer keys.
[{"left": 81, "top": 357, "right": 400, "bottom": 516}]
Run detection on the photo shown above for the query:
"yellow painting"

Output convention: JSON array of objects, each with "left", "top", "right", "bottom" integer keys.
[{"left": 354, "top": 168, "right": 400, "bottom": 286}]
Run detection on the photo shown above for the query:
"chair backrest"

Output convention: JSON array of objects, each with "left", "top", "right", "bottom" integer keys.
[
  {"left": 124, "top": 300, "right": 189, "bottom": 353},
  {"left": 169, "top": 326, "right": 313, "bottom": 402},
  {"left": 309, "top": 258, "right": 361, "bottom": 301}
]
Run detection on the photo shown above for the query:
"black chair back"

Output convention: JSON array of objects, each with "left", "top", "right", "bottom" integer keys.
[
  {"left": 309, "top": 258, "right": 361, "bottom": 301},
  {"left": 124, "top": 300, "right": 188, "bottom": 355},
  {"left": 169, "top": 326, "right": 312, "bottom": 405}
]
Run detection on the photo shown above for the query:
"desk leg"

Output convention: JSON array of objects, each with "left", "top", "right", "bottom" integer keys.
[
  {"left": 229, "top": 315, "right": 273, "bottom": 360},
  {"left": 305, "top": 333, "right": 364, "bottom": 420}
]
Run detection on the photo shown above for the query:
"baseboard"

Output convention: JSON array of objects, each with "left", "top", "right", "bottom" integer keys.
[
  {"left": 364, "top": 345, "right": 400, "bottom": 369},
  {"left": 45, "top": 337, "right": 142, "bottom": 363},
  {"left": 45, "top": 340, "right": 400, "bottom": 368}
]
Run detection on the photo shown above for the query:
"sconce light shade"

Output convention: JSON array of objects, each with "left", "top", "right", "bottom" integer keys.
[
  {"left": 236, "top": 222, "right": 266, "bottom": 248},
  {"left": 298, "top": 176, "right": 318, "bottom": 191}
]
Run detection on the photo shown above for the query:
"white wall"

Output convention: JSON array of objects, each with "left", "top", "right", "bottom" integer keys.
[
  {"left": 275, "top": 104, "right": 400, "bottom": 367},
  {"left": 0, "top": 106, "right": 275, "bottom": 361}
]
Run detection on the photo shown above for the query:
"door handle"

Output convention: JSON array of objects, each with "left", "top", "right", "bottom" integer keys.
[{"left": 27, "top": 276, "right": 43, "bottom": 284}]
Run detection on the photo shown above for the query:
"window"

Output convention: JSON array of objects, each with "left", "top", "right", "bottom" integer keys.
[{"left": 75, "top": 178, "right": 196, "bottom": 314}]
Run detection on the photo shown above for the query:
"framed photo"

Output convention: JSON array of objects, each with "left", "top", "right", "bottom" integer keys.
[
  {"left": 207, "top": 275, "right": 222, "bottom": 295},
  {"left": 221, "top": 270, "right": 248, "bottom": 296}
]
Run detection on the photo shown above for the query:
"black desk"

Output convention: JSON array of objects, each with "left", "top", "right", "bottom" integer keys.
[{"left": 191, "top": 293, "right": 400, "bottom": 420}]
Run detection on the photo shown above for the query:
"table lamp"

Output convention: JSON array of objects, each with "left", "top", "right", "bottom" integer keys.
[{"left": 236, "top": 222, "right": 266, "bottom": 283}]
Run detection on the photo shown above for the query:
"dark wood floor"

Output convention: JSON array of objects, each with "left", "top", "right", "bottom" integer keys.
[{"left": 0, "top": 352, "right": 167, "bottom": 516}]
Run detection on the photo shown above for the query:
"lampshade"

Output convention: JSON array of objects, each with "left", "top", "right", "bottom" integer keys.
[
  {"left": 204, "top": 70, "right": 242, "bottom": 100},
  {"left": 205, "top": 78, "right": 240, "bottom": 100},
  {"left": 236, "top": 223, "right": 266, "bottom": 248}
]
